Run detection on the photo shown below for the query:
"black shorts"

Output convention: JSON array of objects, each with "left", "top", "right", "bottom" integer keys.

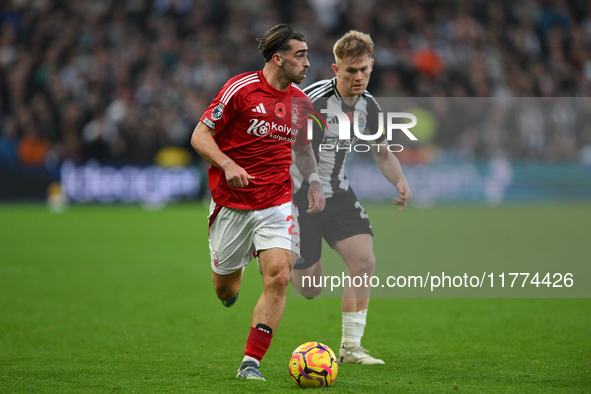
[{"left": 293, "top": 186, "right": 373, "bottom": 270}]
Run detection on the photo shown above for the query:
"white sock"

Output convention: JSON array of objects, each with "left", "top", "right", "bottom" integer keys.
[
  {"left": 341, "top": 310, "right": 367, "bottom": 348},
  {"left": 242, "top": 355, "right": 260, "bottom": 367}
]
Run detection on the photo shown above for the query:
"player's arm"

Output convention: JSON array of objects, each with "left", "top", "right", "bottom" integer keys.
[
  {"left": 370, "top": 140, "right": 412, "bottom": 212},
  {"left": 293, "top": 143, "right": 325, "bottom": 213},
  {"left": 191, "top": 122, "right": 254, "bottom": 188}
]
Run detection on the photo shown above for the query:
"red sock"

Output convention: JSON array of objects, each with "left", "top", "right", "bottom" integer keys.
[{"left": 244, "top": 326, "right": 273, "bottom": 361}]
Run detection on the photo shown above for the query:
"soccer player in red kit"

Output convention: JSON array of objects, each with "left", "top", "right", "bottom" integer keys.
[{"left": 191, "top": 24, "right": 325, "bottom": 381}]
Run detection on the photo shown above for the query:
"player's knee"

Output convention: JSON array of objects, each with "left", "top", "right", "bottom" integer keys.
[
  {"left": 300, "top": 284, "right": 323, "bottom": 299},
  {"left": 213, "top": 280, "right": 240, "bottom": 301},
  {"left": 214, "top": 287, "right": 227, "bottom": 301},
  {"left": 265, "top": 265, "right": 291, "bottom": 292},
  {"left": 351, "top": 254, "right": 376, "bottom": 276},
  {"left": 214, "top": 286, "right": 234, "bottom": 301},
  {"left": 212, "top": 268, "right": 242, "bottom": 301},
  {"left": 291, "top": 270, "right": 323, "bottom": 298}
]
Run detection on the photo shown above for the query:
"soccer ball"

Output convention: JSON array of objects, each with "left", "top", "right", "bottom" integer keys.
[{"left": 289, "top": 342, "right": 338, "bottom": 388}]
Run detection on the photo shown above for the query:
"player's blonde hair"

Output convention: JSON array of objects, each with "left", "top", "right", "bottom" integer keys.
[{"left": 333, "top": 30, "right": 375, "bottom": 64}]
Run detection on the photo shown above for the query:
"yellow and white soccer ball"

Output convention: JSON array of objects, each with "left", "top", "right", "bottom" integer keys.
[{"left": 289, "top": 341, "right": 338, "bottom": 388}]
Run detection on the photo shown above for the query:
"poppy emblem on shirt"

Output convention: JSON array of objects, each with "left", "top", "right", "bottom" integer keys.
[
  {"left": 212, "top": 103, "right": 224, "bottom": 120},
  {"left": 275, "top": 103, "right": 286, "bottom": 118}
]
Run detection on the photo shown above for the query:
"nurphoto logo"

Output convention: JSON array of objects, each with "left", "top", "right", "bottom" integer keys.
[{"left": 305, "top": 108, "right": 418, "bottom": 152}]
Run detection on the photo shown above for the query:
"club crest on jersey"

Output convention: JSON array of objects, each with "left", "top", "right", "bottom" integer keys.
[
  {"left": 275, "top": 103, "right": 286, "bottom": 118},
  {"left": 291, "top": 103, "right": 298, "bottom": 124},
  {"left": 356, "top": 112, "right": 367, "bottom": 130},
  {"left": 211, "top": 103, "right": 224, "bottom": 120}
]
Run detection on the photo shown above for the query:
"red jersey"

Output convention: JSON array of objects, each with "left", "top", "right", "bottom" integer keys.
[{"left": 200, "top": 70, "right": 312, "bottom": 210}]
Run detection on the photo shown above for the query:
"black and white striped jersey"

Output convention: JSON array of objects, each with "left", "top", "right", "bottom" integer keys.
[{"left": 292, "top": 78, "right": 386, "bottom": 198}]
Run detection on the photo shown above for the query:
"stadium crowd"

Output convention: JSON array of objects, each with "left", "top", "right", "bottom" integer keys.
[{"left": 2, "top": 0, "right": 591, "bottom": 172}]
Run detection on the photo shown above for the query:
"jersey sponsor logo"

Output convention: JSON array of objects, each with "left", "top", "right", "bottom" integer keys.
[
  {"left": 203, "top": 117, "right": 216, "bottom": 129},
  {"left": 252, "top": 103, "right": 266, "bottom": 114},
  {"left": 247, "top": 118, "right": 297, "bottom": 140},
  {"left": 247, "top": 118, "right": 271, "bottom": 137},
  {"left": 211, "top": 103, "right": 224, "bottom": 120},
  {"left": 275, "top": 103, "right": 286, "bottom": 118}
]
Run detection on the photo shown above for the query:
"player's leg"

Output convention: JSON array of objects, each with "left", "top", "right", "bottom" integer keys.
[
  {"left": 212, "top": 269, "right": 243, "bottom": 307},
  {"left": 290, "top": 220, "right": 323, "bottom": 298},
  {"left": 237, "top": 202, "right": 297, "bottom": 380},
  {"left": 333, "top": 234, "right": 384, "bottom": 364},
  {"left": 334, "top": 233, "right": 375, "bottom": 311},
  {"left": 207, "top": 203, "right": 269, "bottom": 379},
  {"left": 291, "top": 187, "right": 325, "bottom": 298},
  {"left": 254, "top": 247, "right": 294, "bottom": 331},
  {"left": 291, "top": 258, "right": 324, "bottom": 298},
  {"left": 323, "top": 188, "right": 375, "bottom": 310},
  {"left": 325, "top": 189, "right": 384, "bottom": 365},
  {"left": 237, "top": 247, "right": 293, "bottom": 381},
  {"left": 208, "top": 201, "right": 253, "bottom": 307}
]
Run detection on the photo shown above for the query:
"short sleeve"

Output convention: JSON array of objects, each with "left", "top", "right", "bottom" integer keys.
[
  {"left": 200, "top": 79, "right": 240, "bottom": 132},
  {"left": 293, "top": 95, "right": 314, "bottom": 146}
]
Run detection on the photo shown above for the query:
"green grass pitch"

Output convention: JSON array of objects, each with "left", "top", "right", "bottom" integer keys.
[{"left": 0, "top": 203, "right": 589, "bottom": 392}]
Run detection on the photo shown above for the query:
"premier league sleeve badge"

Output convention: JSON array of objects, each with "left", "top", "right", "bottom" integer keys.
[{"left": 211, "top": 103, "right": 225, "bottom": 120}]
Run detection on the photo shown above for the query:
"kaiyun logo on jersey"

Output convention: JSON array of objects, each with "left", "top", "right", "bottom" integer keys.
[
  {"left": 247, "top": 118, "right": 271, "bottom": 137},
  {"left": 305, "top": 109, "right": 418, "bottom": 152},
  {"left": 247, "top": 118, "right": 298, "bottom": 142}
]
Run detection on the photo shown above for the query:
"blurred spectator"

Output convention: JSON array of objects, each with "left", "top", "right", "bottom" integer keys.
[
  {"left": 0, "top": 116, "right": 18, "bottom": 168},
  {"left": 1, "top": 0, "right": 591, "bottom": 172},
  {"left": 18, "top": 124, "right": 50, "bottom": 168}
]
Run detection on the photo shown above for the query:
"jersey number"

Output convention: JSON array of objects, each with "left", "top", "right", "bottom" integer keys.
[
  {"left": 286, "top": 215, "right": 299, "bottom": 236},
  {"left": 355, "top": 201, "right": 369, "bottom": 219}
]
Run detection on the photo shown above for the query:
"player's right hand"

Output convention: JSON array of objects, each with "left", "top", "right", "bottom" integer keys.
[
  {"left": 307, "top": 180, "right": 325, "bottom": 213},
  {"left": 224, "top": 162, "right": 255, "bottom": 188}
]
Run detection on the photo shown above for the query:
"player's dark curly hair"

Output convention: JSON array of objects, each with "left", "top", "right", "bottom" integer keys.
[{"left": 257, "top": 24, "right": 306, "bottom": 63}]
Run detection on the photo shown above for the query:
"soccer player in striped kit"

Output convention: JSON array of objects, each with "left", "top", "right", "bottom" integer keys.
[
  {"left": 291, "top": 30, "right": 412, "bottom": 365},
  {"left": 191, "top": 24, "right": 325, "bottom": 381}
]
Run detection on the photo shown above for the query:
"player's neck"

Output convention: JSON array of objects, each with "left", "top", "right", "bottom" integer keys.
[
  {"left": 335, "top": 80, "right": 359, "bottom": 106},
  {"left": 341, "top": 96, "right": 358, "bottom": 107},
  {"left": 262, "top": 66, "right": 290, "bottom": 92}
]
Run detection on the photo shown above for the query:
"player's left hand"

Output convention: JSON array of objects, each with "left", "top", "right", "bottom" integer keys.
[
  {"left": 393, "top": 182, "right": 411, "bottom": 212},
  {"left": 307, "top": 180, "right": 325, "bottom": 213}
]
